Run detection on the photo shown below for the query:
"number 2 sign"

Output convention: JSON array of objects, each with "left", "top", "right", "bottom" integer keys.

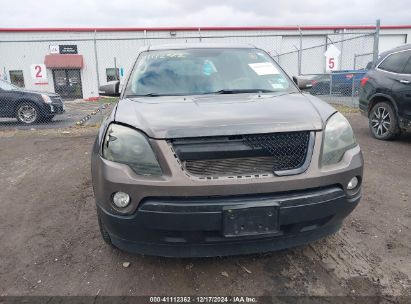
[{"left": 30, "top": 64, "right": 48, "bottom": 83}]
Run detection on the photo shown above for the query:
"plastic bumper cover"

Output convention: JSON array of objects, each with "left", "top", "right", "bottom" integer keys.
[{"left": 97, "top": 186, "right": 361, "bottom": 257}]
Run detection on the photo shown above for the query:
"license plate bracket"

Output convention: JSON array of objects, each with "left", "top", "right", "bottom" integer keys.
[{"left": 223, "top": 203, "right": 279, "bottom": 237}]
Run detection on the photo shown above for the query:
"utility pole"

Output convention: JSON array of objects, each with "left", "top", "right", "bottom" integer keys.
[
  {"left": 372, "top": 19, "right": 381, "bottom": 65},
  {"left": 298, "top": 25, "right": 302, "bottom": 75},
  {"left": 114, "top": 57, "right": 118, "bottom": 80}
]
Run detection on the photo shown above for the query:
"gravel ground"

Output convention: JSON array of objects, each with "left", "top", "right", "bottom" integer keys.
[{"left": 0, "top": 113, "right": 410, "bottom": 298}]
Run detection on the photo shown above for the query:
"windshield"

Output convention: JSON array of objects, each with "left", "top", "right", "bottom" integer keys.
[
  {"left": 0, "top": 80, "right": 19, "bottom": 91},
  {"left": 124, "top": 48, "right": 298, "bottom": 97}
]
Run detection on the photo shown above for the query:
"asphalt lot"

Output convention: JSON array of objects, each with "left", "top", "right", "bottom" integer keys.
[
  {"left": 0, "top": 100, "right": 112, "bottom": 130},
  {"left": 0, "top": 113, "right": 410, "bottom": 298}
]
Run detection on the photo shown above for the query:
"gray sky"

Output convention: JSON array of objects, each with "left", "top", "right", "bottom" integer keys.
[{"left": 1, "top": 0, "right": 410, "bottom": 28}]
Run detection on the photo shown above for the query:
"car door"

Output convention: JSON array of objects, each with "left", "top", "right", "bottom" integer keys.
[{"left": 387, "top": 50, "right": 411, "bottom": 124}]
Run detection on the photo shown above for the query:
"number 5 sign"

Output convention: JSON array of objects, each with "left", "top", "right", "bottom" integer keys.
[
  {"left": 324, "top": 45, "right": 341, "bottom": 72},
  {"left": 30, "top": 64, "right": 48, "bottom": 83}
]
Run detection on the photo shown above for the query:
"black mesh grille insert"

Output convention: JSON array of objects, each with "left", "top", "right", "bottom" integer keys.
[
  {"left": 172, "top": 131, "right": 311, "bottom": 177},
  {"left": 243, "top": 132, "right": 310, "bottom": 171}
]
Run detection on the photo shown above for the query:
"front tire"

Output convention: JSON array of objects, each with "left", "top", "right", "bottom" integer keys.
[
  {"left": 369, "top": 102, "right": 400, "bottom": 140},
  {"left": 16, "top": 102, "right": 40, "bottom": 124}
]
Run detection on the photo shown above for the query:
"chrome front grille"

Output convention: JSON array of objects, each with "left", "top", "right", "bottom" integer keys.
[{"left": 185, "top": 156, "right": 275, "bottom": 176}]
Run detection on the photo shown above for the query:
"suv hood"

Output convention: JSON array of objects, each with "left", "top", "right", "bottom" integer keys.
[{"left": 115, "top": 93, "right": 331, "bottom": 139}]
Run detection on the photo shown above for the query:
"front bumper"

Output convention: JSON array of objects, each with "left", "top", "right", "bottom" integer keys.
[
  {"left": 92, "top": 133, "right": 363, "bottom": 257},
  {"left": 98, "top": 186, "right": 360, "bottom": 257},
  {"left": 51, "top": 103, "right": 65, "bottom": 114},
  {"left": 38, "top": 102, "right": 65, "bottom": 116},
  {"left": 48, "top": 103, "right": 65, "bottom": 115}
]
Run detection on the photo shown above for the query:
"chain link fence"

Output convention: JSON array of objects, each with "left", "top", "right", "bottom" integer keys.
[
  {"left": 276, "top": 29, "right": 378, "bottom": 106},
  {"left": 0, "top": 24, "right": 381, "bottom": 129}
]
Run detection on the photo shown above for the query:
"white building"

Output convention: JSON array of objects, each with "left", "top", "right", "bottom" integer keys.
[{"left": 0, "top": 25, "right": 410, "bottom": 99}]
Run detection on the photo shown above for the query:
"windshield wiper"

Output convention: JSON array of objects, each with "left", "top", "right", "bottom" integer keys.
[
  {"left": 126, "top": 93, "right": 163, "bottom": 97},
  {"left": 126, "top": 92, "right": 194, "bottom": 97},
  {"left": 126, "top": 89, "right": 277, "bottom": 97},
  {"left": 207, "top": 89, "right": 277, "bottom": 94}
]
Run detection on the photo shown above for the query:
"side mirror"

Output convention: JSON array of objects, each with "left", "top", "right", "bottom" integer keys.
[
  {"left": 292, "top": 76, "right": 313, "bottom": 91},
  {"left": 365, "top": 61, "right": 373, "bottom": 70},
  {"left": 99, "top": 81, "right": 120, "bottom": 97}
]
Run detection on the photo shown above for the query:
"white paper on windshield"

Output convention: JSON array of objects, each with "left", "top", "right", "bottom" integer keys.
[
  {"left": 271, "top": 83, "right": 285, "bottom": 89},
  {"left": 248, "top": 62, "right": 279, "bottom": 75}
]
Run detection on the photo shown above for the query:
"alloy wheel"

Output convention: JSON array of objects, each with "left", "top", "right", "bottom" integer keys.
[
  {"left": 17, "top": 105, "right": 38, "bottom": 124},
  {"left": 370, "top": 106, "right": 391, "bottom": 137}
]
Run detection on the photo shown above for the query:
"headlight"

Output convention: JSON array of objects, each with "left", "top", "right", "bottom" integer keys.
[
  {"left": 41, "top": 94, "right": 52, "bottom": 104},
  {"left": 102, "top": 124, "right": 162, "bottom": 176},
  {"left": 321, "top": 112, "right": 357, "bottom": 166}
]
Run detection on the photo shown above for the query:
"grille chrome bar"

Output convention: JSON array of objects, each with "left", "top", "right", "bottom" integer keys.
[{"left": 185, "top": 156, "right": 276, "bottom": 176}]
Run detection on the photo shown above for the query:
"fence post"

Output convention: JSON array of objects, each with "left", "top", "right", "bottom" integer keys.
[
  {"left": 351, "top": 73, "right": 356, "bottom": 106},
  {"left": 93, "top": 29, "right": 104, "bottom": 123},
  {"left": 353, "top": 54, "right": 357, "bottom": 70},
  {"left": 93, "top": 29, "right": 100, "bottom": 90},
  {"left": 272, "top": 50, "right": 280, "bottom": 63},
  {"left": 340, "top": 30, "right": 344, "bottom": 69},
  {"left": 298, "top": 25, "right": 302, "bottom": 75},
  {"left": 329, "top": 73, "right": 333, "bottom": 101},
  {"left": 372, "top": 19, "right": 381, "bottom": 65}
]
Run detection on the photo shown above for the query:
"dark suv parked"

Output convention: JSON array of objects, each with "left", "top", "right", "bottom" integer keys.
[
  {"left": 0, "top": 79, "right": 64, "bottom": 124},
  {"left": 359, "top": 44, "right": 411, "bottom": 140}
]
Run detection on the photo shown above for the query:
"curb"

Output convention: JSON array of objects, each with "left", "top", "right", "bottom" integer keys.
[
  {"left": 75, "top": 103, "right": 111, "bottom": 126},
  {"left": 84, "top": 96, "right": 100, "bottom": 101}
]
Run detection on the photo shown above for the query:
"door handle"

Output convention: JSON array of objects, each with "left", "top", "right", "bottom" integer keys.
[{"left": 399, "top": 79, "right": 410, "bottom": 84}]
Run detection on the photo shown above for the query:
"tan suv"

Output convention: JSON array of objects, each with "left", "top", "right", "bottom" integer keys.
[{"left": 91, "top": 44, "right": 363, "bottom": 257}]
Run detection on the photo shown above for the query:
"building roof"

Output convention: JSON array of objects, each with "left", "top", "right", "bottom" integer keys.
[{"left": 0, "top": 25, "right": 411, "bottom": 32}]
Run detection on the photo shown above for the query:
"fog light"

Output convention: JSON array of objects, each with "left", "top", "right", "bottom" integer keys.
[
  {"left": 347, "top": 177, "right": 359, "bottom": 190},
  {"left": 112, "top": 192, "right": 130, "bottom": 208}
]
